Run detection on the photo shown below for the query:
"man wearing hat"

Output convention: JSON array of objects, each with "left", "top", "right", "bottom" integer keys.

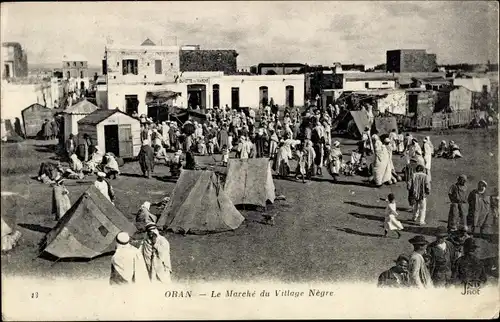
[
  {"left": 467, "top": 180, "right": 490, "bottom": 237},
  {"left": 427, "top": 226, "right": 457, "bottom": 287},
  {"left": 448, "top": 175, "right": 469, "bottom": 233},
  {"left": 110, "top": 232, "right": 147, "bottom": 285},
  {"left": 451, "top": 238, "right": 487, "bottom": 286},
  {"left": 94, "top": 171, "right": 115, "bottom": 205},
  {"left": 139, "top": 223, "right": 172, "bottom": 283},
  {"left": 377, "top": 254, "right": 410, "bottom": 288},
  {"left": 408, "top": 235, "right": 433, "bottom": 288}
]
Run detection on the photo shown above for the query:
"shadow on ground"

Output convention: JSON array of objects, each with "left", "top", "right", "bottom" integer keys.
[
  {"left": 18, "top": 223, "right": 52, "bottom": 234},
  {"left": 334, "top": 226, "right": 382, "bottom": 238},
  {"left": 345, "top": 201, "right": 410, "bottom": 212}
]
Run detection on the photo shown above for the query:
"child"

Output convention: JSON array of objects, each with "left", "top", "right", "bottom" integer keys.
[
  {"left": 294, "top": 145, "right": 307, "bottom": 183},
  {"left": 221, "top": 144, "right": 229, "bottom": 167},
  {"left": 383, "top": 193, "right": 404, "bottom": 238}
]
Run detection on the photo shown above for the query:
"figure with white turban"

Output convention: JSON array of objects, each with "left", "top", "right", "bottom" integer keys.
[
  {"left": 237, "top": 136, "right": 253, "bottom": 159},
  {"left": 139, "top": 223, "right": 172, "bottom": 283},
  {"left": 160, "top": 121, "right": 170, "bottom": 150},
  {"left": 110, "top": 232, "right": 148, "bottom": 285},
  {"left": 103, "top": 153, "right": 120, "bottom": 180},
  {"left": 370, "top": 134, "right": 392, "bottom": 187},
  {"left": 94, "top": 171, "right": 116, "bottom": 205},
  {"left": 85, "top": 146, "right": 104, "bottom": 173},
  {"left": 422, "top": 136, "right": 433, "bottom": 181},
  {"left": 327, "top": 141, "right": 343, "bottom": 181}
]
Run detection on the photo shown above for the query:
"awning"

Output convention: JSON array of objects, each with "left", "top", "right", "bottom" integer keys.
[{"left": 145, "top": 91, "right": 182, "bottom": 105}]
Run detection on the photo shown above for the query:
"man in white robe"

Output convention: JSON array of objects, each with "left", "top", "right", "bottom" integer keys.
[
  {"left": 110, "top": 232, "right": 148, "bottom": 285},
  {"left": 139, "top": 224, "right": 172, "bottom": 283},
  {"left": 94, "top": 172, "right": 115, "bottom": 205}
]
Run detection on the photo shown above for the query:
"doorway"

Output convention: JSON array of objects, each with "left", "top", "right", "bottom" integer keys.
[
  {"left": 259, "top": 86, "right": 269, "bottom": 107},
  {"left": 104, "top": 125, "right": 119, "bottom": 156},
  {"left": 118, "top": 124, "right": 133, "bottom": 158},
  {"left": 4, "top": 64, "right": 11, "bottom": 78},
  {"left": 286, "top": 85, "right": 294, "bottom": 108},
  {"left": 231, "top": 87, "right": 240, "bottom": 109},
  {"left": 408, "top": 94, "right": 418, "bottom": 114},
  {"left": 80, "top": 81, "right": 85, "bottom": 90},
  {"left": 212, "top": 84, "right": 220, "bottom": 108},
  {"left": 187, "top": 84, "right": 206, "bottom": 110},
  {"left": 125, "top": 95, "right": 139, "bottom": 115}
]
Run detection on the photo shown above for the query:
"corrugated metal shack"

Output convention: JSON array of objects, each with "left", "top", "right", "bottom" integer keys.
[{"left": 21, "top": 103, "right": 63, "bottom": 137}]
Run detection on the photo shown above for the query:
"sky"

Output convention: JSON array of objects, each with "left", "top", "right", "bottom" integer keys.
[{"left": 1, "top": 1, "right": 498, "bottom": 69}]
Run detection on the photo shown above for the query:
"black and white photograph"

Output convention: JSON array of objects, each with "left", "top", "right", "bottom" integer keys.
[{"left": 1, "top": 1, "right": 499, "bottom": 320}]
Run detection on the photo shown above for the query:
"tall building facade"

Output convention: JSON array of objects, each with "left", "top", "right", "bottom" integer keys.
[
  {"left": 62, "top": 55, "right": 90, "bottom": 91},
  {"left": 104, "top": 40, "right": 181, "bottom": 115},
  {"left": 386, "top": 49, "right": 437, "bottom": 73},
  {"left": 2, "top": 42, "right": 28, "bottom": 79}
]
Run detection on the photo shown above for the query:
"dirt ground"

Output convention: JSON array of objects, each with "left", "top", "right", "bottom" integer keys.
[{"left": 1, "top": 128, "right": 498, "bottom": 283}]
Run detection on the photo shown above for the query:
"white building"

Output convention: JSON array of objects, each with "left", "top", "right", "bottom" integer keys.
[
  {"left": 62, "top": 54, "right": 90, "bottom": 92},
  {"left": 335, "top": 73, "right": 397, "bottom": 91},
  {"left": 102, "top": 40, "right": 305, "bottom": 119},
  {"left": 453, "top": 77, "right": 491, "bottom": 93}
]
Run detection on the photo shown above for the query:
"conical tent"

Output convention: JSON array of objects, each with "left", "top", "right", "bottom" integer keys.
[
  {"left": 223, "top": 158, "right": 276, "bottom": 207},
  {"left": 42, "top": 185, "right": 136, "bottom": 259},
  {"left": 157, "top": 170, "right": 245, "bottom": 235},
  {"left": 1, "top": 216, "right": 13, "bottom": 238}
]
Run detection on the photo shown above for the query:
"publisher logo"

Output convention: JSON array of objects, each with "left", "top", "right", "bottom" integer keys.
[{"left": 461, "top": 280, "right": 481, "bottom": 295}]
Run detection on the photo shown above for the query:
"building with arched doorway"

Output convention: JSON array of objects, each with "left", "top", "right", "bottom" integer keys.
[
  {"left": 102, "top": 39, "right": 305, "bottom": 119},
  {"left": 62, "top": 54, "right": 90, "bottom": 92}
]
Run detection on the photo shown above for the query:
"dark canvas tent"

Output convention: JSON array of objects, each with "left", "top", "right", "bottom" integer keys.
[
  {"left": 335, "top": 110, "right": 372, "bottom": 138},
  {"left": 157, "top": 170, "right": 244, "bottom": 234},
  {"left": 374, "top": 117, "right": 398, "bottom": 136},
  {"left": 42, "top": 185, "right": 136, "bottom": 259},
  {"left": 224, "top": 158, "right": 276, "bottom": 207}
]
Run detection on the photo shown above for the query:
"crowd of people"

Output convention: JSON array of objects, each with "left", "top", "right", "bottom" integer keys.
[{"left": 28, "top": 100, "right": 498, "bottom": 288}]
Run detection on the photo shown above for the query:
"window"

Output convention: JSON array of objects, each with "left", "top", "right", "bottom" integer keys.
[
  {"left": 231, "top": 87, "right": 240, "bottom": 109},
  {"left": 259, "top": 86, "right": 269, "bottom": 107},
  {"left": 382, "top": 82, "right": 388, "bottom": 85},
  {"left": 80, "top": 71, "right": 84, "bottom": 78},
  {"left": 365, "top": 82, "right": 369, "bottom": 89},
  {"left": 102, "top": 59, "right": 107, "bottom": 75},
  {"left": 286, "top": 85, "right": 294, "bottom": 107},
  {"left": 67, "top": 62, "right": 70, "bottom": 67},
  {"left": 155, "top": 60, "right": 162, "bottom": 74},
  {"left": 125, "top": 95, "right": 139, "bottom": 115},
  {"left": 80, "top": 62, "right": 84, "bottom": 67},
  {"left": 73, "top": 62, "right": 76, "bottom": 67},
  {"left": 482, "top": 85, "right": 488, "bottom": 93},
  {"left": 66, "top": 71, "right": 71, "bottom": 79},
  {"left": 212, "top": 84, "right": 220, "bottom": 108},
  {"left": 122, "top": 59, "right": 138, "bottom": 75}
]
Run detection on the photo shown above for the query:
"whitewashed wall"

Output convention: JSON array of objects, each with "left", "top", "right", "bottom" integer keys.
[
  {"left": 1, "top": 81, "right": 53, "bottom": 122},
  {"left": 95, "top": 112, "right": 141, "bottom": 156},
  {"left": 343, "top": 80, "right": 396, "bottom": 91},
  {"left": 377, "top": 90, "right": 407, "bottom": 115},
  {"left": 213, "top": 74, "right": 305, "bottom": 109},
  {"left": 107, "top": 83, "right": 186, "bottom": 116}
]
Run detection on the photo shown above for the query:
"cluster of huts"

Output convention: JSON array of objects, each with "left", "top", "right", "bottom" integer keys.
[{"left": 334, "top": 75, "right": 496, "bottom": 136}]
